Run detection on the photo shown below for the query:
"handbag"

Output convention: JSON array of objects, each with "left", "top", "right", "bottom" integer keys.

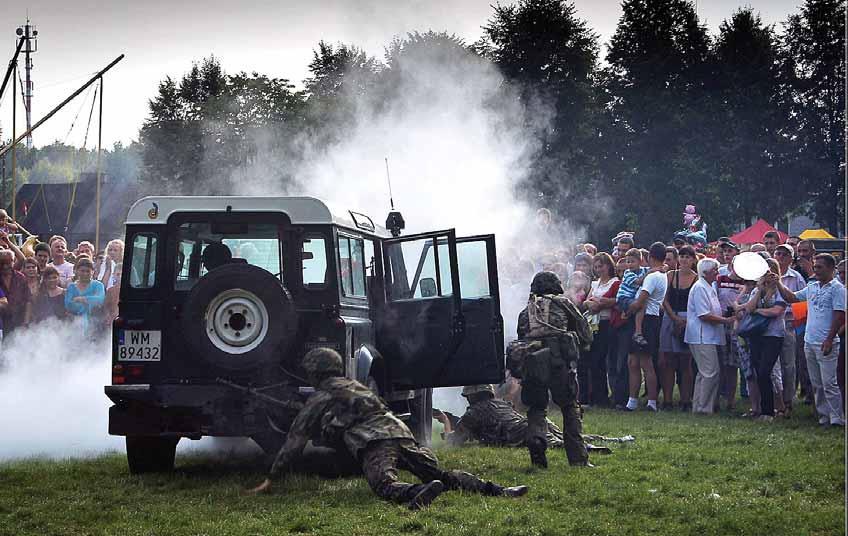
[{"left": 737, "top": 312, "right": 769, "bottom": 338}]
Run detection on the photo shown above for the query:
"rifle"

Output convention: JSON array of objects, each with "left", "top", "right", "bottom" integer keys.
[{"left": 216, "top": 378, "right": 305, "bottom": 412}]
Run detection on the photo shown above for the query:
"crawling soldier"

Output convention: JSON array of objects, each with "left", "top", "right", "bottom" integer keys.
[
  {"left": 248, "top": 348, "right": 528, "bottom": 509},
  {"left": 441, "top": 384, "right": 564, "bottom": 448}
]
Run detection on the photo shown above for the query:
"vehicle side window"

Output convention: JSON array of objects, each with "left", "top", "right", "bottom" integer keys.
[
  {"left": 130, "top": 233, "right": 158, "bottom": 289},
  {"left": 456, "top": 241, "right": 490, "bottom": 298},
  {"left": 385, "top": 236, "right": 452, "bottom": 300},
  {"left": 303, "top": 237, "right": 328, "bottom": 288},
  {"left": 338, "top": 235, "right": 366, "bottom": 298}
]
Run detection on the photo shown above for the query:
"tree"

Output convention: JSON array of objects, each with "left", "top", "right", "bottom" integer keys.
[
  {"left": 781, "top": 0, "right": 845, "bottom": 234},
  {"left": 701, "top": 9, "right": 797, "bottom": 230},
  {"left": 478, "top": 0, "right": 604, "bottom": 230},
  {"left": 602, "top": 0, "right": 711, "bottom": 241},
  {"left": 139, "top": 57, "right": 306, "bottom": 195}
]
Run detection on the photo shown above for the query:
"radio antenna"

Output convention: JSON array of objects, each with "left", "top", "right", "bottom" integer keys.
[
  {"left": 383, "top": 157, "right": 405, "bottom": 237},
  {"left": 385, "top": 157, "right": 395, "bottom": 210}
]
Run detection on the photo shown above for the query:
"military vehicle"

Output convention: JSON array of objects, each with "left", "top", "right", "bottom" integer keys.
[{"left": 105, "top": 196, "right": 504, "bottom": 473}]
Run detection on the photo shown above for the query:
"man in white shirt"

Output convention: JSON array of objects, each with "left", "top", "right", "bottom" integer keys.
[
  {"left": 772, "top": 253, "right": 846, "bottom": 427},
  {"left": 625, "top": 242, "right": 668, "bottom": 411},
  {"left": 47, "top": 237, "right": 74, "bottom": 288},
  {"left": 685, "top": 258, "right": 734, "bottom": 414}
]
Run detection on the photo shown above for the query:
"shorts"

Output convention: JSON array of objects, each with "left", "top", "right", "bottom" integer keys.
[
  {"left": 630, "top": 314, "right": 660, "bottom": 359},
  {"left": 659, "top": 311, "right": 689, "bottom": 354}
]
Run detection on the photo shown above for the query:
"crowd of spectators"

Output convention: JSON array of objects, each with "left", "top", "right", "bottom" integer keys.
[
  {"left": 504, "top": 214, "right": 845, "bottom": 427},
  {"left": 0, "top": 213, "right": 123, "bottom": 346}
]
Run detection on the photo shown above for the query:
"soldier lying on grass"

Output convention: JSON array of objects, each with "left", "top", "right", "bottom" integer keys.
[
  {"left": 436, "top": 384, "right": 618, "bottom": 455},
  {"left": 248, "top": 348, "right": 528, "bottom": 510}
]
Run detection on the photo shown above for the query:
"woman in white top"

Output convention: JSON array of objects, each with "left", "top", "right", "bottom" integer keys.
[
  {"left": 583, "top": 253, "right": 620, "bottom": 407},
  {"left": 685, "top": 258, "right": 735, "bottom": 414},
  {"left": 97, "top": 239, "right": 124, "bottom": 289}
]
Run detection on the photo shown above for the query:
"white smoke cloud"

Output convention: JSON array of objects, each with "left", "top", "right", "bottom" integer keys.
[{"left": 0, "top": 319, "right": 122, "bottom": 459}]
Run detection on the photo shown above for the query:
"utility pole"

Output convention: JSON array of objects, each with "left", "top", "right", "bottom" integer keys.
[
  {"left": 95, "top": 77, "right": 103, "bottom": 253},
  {"left": 11, "top": 63, "right": 17, "bottom": 219},
  {"left": 16, "top": 20, "right": 37, "bottom": 149}
]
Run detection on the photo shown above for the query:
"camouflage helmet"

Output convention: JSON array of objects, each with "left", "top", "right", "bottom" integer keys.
[
  {"left": 302, "top": 347, "right": 344, "bottom": 385},
  {"left": 530, "top": 271, "right": 564, "bottom": 295},
  {"left": 461, "top": 384, "right": 495, "bottom": 397}
]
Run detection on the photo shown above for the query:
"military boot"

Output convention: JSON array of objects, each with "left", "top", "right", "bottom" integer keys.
[
  {"left": 408, "top": 480, "right": 444, "bottom": 510},
  {"left": 500, "top": 485, "right": 529, "bottom": 497},
  {"left": 528, "top": 437, "right": 548, "bottom": 468}
]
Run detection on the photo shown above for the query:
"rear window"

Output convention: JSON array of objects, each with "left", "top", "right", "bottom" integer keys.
[
  {"left": 174, "top": 222, "right": 281, "bottom": 290},
  {"left": 130, "top": 233, "right": 158, "bottom": 289}
]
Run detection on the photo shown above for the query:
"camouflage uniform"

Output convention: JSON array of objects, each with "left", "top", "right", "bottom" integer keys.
[
  {"left": 269, "top": 349, "right": 525, "bottom": 507},
  {"left": 516, "top": 272, "right": 593, "bottom": 467},
  {"left": 446, "top": 385, "right": 563, "bottom": 448}
]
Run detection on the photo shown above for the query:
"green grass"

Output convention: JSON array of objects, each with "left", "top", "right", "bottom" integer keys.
[{"left": 1, "top": 404, "right": 844, "bottom": 536}]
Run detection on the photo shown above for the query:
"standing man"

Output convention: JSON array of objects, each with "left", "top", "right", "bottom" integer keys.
[
  {"left": 792, "top": 238, "right": 817, "bottom": 403},
  {"left": 794, "top": 240, "right": 816, "bottom": 282},
  {"left": 250, "top": 349, "right": 528, "bottom": 509},
  {"left": 762, "top": 231, "right": 782, "bottom": 257},
  {"left": 685, "top": 258, "right": 734, "bottom": 414},
  {"left": 613, "top": 234, "right": 635, "bottom": 260},
  {"left": 772, "top": 254, "right": 845, "bottom": 427},
  {"left": 517, "top": 271, "right": 593, "bottom": 468},
  {"left": 625, "top": 242, "right": 668, "bottom": 412},
  {"left": 773, "top": 244, "right": 805, "bottom": 415}
]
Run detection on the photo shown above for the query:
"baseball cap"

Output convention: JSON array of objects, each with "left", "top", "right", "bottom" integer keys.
[
  {"left": 775, "top": 243, "right": 794, "bottom": 257},
  {"left": 717, "top": 237, "right": 739, "bottom": 250}
]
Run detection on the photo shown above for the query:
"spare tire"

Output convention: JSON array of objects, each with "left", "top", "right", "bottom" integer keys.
[{"left": 182, "top": 263, "right": 297, "bottom": 371}]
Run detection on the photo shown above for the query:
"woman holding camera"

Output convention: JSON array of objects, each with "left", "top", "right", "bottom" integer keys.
[{"left": 738, "top": 259, "right": 787, "bottom": 421}]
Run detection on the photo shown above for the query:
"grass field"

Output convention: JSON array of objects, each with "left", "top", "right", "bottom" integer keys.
[{"left": 1, "top": 403, "right": 844, "bottom": 536}]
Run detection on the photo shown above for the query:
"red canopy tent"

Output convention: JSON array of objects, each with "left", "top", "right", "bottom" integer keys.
[{"left": 729, "top": 219, "right": 789, "bottom": 245}]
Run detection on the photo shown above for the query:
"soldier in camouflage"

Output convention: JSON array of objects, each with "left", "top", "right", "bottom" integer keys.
[
  {"left": 444, "top": 384, "right": 564, "bottom": 448},
  {"left": 516, "top": 271, "right": 594, "bottom": 468},
  {"left": 248, "top": 348, "right": 528, "bottom": 509}
]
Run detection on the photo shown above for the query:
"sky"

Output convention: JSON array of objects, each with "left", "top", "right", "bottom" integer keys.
[{"left": 0, "top": 0, "right": 803, "bottom": 149}]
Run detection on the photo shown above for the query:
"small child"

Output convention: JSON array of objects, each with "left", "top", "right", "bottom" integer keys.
[
  {"left": 616, "top": 248, "right": 649, "bottom": 347},
  {"left": 0, "top": 209, "right": 19, "bottom": 236}
]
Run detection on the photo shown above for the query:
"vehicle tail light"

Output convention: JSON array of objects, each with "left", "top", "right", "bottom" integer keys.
[
  {"left": 112, "top": 364, "right": 125, "bottom": 384},
  {"left": 128, "top": 365, "right": 144, "bottom": 377}
]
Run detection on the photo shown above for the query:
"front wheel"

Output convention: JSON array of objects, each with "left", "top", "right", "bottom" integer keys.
[{"left": 126, "top": 436, "right": 179, "bottom": 474}]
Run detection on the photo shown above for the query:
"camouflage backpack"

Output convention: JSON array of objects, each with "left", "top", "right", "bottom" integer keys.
[{"left": 505, "top": 339, "right": 543, "bottom": 379}]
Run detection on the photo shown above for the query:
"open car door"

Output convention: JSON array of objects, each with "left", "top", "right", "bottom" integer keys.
[
  {"left": 450, "top": 234, "right": 504, "bottom": 386},
  {"left": 377, "top": 230, "right": 504, "bottom": 389}
]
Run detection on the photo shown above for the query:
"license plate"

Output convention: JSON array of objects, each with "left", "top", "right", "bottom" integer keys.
[{"left": 117, "top": 330, "right": 162, "bottom": 361}]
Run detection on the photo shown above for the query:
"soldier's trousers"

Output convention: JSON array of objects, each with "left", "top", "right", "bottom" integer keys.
[
  {"left": 521, "top": 358, "right": 589, "bottom": 465},
  {"left": 360, "top": 439, "right": 502, "bottom": 504}
]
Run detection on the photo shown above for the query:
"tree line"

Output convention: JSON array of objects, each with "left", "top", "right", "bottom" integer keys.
[{"left": 9, "top": 0, "right": 841, "bottom": 243}]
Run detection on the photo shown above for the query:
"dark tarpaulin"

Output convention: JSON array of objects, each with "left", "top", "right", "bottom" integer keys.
[{"left": 8, "top": 172, "right": 137, "bottom": 248}]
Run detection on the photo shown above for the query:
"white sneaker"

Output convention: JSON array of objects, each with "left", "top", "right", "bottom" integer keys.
[{"left": 818, "top": 416, "right": 829, "bottom": 425}]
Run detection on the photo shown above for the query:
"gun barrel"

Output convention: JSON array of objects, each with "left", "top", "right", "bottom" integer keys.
[{"left": 216, "top": 378, "right": 304, "bottom": 411}]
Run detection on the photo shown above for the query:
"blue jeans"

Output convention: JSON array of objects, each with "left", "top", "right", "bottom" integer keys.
[{"left": 608, "top": 319, "right": 633, "bottom": 406}]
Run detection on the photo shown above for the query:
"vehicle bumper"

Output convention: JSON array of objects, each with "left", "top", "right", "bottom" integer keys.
[{"left": 104, "top": 384, "right": 300, "bottom": 438}]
